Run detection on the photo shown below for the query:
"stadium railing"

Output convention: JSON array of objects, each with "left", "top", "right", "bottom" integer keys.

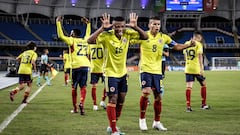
[{"left": 0, "top": 39, "right": 239, "bottom": 49}]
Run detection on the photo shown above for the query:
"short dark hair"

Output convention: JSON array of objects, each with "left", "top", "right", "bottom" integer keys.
[
  {"left": 26, "top": 41, "right": 36, "bottom": 50},
  {"left": 194, "top": 31, "right": 203, "bottom": 36},
  {"left": 149, "top": 16, "right": 160, "bottom": 21},
  {"left": 113, "top": 16, "right": 125, "bottom": 22},
  {"left": 73, "top": 29, "right": 81, "bottom": 37}
]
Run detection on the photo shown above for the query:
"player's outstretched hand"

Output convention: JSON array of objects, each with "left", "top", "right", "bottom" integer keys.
[
  {"left": 100, "top": 13, "right": 112, "bottom": 29},
  {"left": 81, "top": 17, "right": 89, "bottom": 24},
  {"left": 126, "top": 12, "right": 138, "bottom": 28},
  {"left": 56, "top": 16, "right": 63, "bottom": 22}
]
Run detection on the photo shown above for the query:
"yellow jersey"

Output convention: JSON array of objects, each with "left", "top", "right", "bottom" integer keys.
[
  {"left": 63, "top": 53, "right": 71, "bottom": 69},
  {"left": 97, "top": 29, "right": 140, "bottom": 77},
  {"left": 183, "top": 40, "right": 203, "bottom": 74},
  {"left": 133, "top": 31, "right": 174, "bottom": 74},
  {"left": 56, "top": 22, "right": 91, "bottom": 69},
  {"left": 17, "top": 50, "right": 37, "bottom": 75},
  {"left": 89, "top": 44, "right": 105, "bottom": 73}
]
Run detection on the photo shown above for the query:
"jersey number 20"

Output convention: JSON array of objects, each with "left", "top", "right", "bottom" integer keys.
[{"left": 91, "top": 48, "right": 103, "bottom": 59}]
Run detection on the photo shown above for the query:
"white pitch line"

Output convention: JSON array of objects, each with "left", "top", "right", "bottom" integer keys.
[{"left": 0, "top": 82, "right": 48, "bottom": 133}]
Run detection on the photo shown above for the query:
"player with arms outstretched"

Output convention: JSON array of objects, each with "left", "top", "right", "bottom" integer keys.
[
  {"left": 183, "top": 31, "right": 210, "bottom": 112},
  {"left": 56, "top": 16, "right": 91, "bottom": 115},
  {"left": 10, "top": 41, "right": 37, "bottom": 104},
  {"left": 133, "top": 16, "right": 195, "bottom": 131},
  {"left": 88, "top": 13, "right": 148, "bottom": 135}
]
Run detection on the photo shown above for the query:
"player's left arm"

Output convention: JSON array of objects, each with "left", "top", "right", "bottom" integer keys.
[
  {"left": 82, "top": 17, "right": 91, "bottom": 40},
  {"left": 173, "top": 41, "right": 195, "bottom": 51},
  {"left": 126, "top": 13, "right": 148, "bottom": 40}
]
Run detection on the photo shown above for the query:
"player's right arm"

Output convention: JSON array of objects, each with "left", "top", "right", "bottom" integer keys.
[
  {"left": 16, "top": 53, "right": 22, "bottom": 62},
  {"left": 87, "top": 13, "right": 112, "bottom": 44},
  {"left": 56, "top": 16, "right": 72, "bottom": 45}
]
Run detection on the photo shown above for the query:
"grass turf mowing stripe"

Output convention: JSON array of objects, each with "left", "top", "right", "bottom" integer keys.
[{"left": 0, "top": 82, "right": 48, "bottom": 133}]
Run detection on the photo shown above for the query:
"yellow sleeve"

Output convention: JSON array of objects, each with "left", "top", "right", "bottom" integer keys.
[
  {"left": 127, "top": 29, "right": 140, "bottom": 39},
  {"left": 96, "top": 32, "right": 107, "bottom": 47},
  {"left": 16, "top": 53, "right": 23, "bottom": 60},
  {"left": 33, "top": 52, "right": 37, "bottom": 61},
  {"left": 84, "top": 23, "right": 91, "bottom": 40},
  {"left": 164, "top": 34, "right": 173, "bottom": 45},
  {"left": 130, "top": 39, "right": 141, "bottom": 45},
  {"left": 56, "top": 21, "right": 72, "bottom": 45}
]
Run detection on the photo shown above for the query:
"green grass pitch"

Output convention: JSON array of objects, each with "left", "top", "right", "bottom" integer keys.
[{"left": 0, "top": 71, "right": 240, "bottom": 135}]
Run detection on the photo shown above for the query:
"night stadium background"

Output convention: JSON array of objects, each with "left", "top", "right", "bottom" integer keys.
[{"left": 0, "top": 0, "right": 240, "bottom": 135}]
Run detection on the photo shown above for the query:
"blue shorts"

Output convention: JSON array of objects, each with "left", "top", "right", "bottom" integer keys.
[
  {"left": 19, "top": 74, "right": 32, "bottom": 84},
  {"left": 90, "top": 73, "right": 104, "bottom": 84},
  {"left": 72, "top": 67, "right": 89, "bottom": 89},
  {"left": 185, "top": 74, "right": 206, "bottom": 86},
  {"left": 140, "top": 72, "right": 163, "bottom": 94},
  {"left": 106, "top": 74, "right": 128, "bottom": 95}
]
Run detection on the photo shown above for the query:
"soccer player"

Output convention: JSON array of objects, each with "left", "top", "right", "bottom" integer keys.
[
  {"left": 9, "top": 41, "right": 37, "bottom": 103},
  {"left": 63, "top": 49, "right": 71, "bottom": 86},
  {"left": 56, "top": 16, "right": 91, "bottom": 115},
  {"left": 134, "top": 16, "right": 195, "bottom": 131},
  {"left": 36, "top": 48, "right": 51, "bottom": 86},
  {"left": 183, "top": 31, "right": 210, "bottom": 112},
  {"left": 89, "top": 43, "right": 107, "bottom": 111},
  {"left": 87, "top": 13, "right": 148, "bottom": 135}
]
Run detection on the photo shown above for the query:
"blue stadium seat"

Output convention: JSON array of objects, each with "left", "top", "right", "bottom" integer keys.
[
  {"left": 0, "top": 22, "right": 37, "bottom": 40},
  {"left": 29, "top": 24, "right": 56, "bottom": 41}
]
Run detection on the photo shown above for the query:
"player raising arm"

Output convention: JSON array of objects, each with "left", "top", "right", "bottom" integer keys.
[
  {"left": 56, "top": 16, "right": 91, "bottom": 115},
  {"left": 88, "top": 13, "right": 148, "bottom": 135},
  {"left": 183, "top": 31, "right": 210, "bottom": 112}
]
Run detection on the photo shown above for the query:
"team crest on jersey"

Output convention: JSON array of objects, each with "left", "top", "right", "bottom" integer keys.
[
  {"left": 141, "top": 81, "right": 146, "bottom": 86},
  {"left": 158, "top": 39, "right": 162, "bottom": 44},
  {"left": 122, "top": 37, "right": 127, "bottom": 43},
  {"left": 110, "top": 87, "right": 115, "bottom": 92}
]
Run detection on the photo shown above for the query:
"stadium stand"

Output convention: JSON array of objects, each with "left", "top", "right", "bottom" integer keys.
[
  {"left": 0, "top": 22, "right": 37, "bottom": 40},
  {"left": 0, "top": 0, "right": 239, "bottom": 71}
]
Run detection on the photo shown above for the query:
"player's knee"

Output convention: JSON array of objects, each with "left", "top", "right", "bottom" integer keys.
[
  {"left": 92, "top": 84, "right": 97, "bottom": 88},
  {"left": 201, "top": 81, "right": 206, "bottom": 86},
  {"left": 142, "top": 92, "right": 150, "bottom": 98},
  {"left": 108, "top": 94, "right": 118, "bottom": 104},
  {"left": 142, "top": 87, "right": 151, "bottom": 97},
  {"left": 153, "top": 93, "right": 161, "bottom": 101}
]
